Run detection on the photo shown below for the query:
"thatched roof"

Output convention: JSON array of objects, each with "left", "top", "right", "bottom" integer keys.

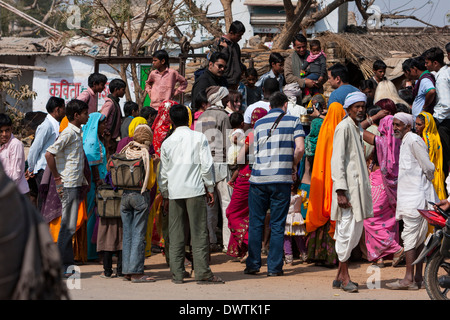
[{"left": 316, "top": 30, "right": 450, "bottom": 79}]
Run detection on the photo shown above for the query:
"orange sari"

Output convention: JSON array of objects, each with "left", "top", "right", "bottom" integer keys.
[{"left": 305, "top": 102, "right": 346, "bottom": 237}]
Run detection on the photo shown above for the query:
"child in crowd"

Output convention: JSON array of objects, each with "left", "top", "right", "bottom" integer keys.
[
  {"left": 301, "top": 40, "right": 327, "bottom": 97},
  {"left": 145, "top": 49, "right": 188, "bottom": 110},
  {"left": 77, "top": 72, "right": 108, "bottom": 114},
  {"left": 140, "top": 106, "right": 158, "bottom": 128},
  {"left": 227, "top": 112, "right": 245, "bottom": 174},
  {"left": 369, "top": 59, "right": 387, "bottom": 89},
  {"left": 239, "top": 67, "right": 262, "bottom": 108},
  {"left": 283, "top": 180, "right": 307, "bottom": 266},
  {"left": 225, "top": 90, "right": 243, "bottom": 114},
  {"left": 191, "top": 91, "right": 209, "bottom": 130},
  {"left": 120, "top": 101, "right": 139, "bottom": 139}
]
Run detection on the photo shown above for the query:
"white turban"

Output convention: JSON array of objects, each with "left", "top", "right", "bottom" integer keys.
[
  {"left": 394, "top": 112, "right": 414, "bottom": 128},
  {"left": 206, "top": 86, "right": 229, "bottom": 106},
  {"left": 343, "top": 91, "right": 367, "bottom": 109}
]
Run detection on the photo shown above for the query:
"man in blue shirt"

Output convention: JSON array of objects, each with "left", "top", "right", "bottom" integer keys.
[
  {"left": 26, "top": 97, "right": 65, "bottom": 209},
  {"left": 327, "top": 63, "right": 359, "bottom": 107},
  {"left": 245, "top": 92, "right": 305, "bottom": 276}
]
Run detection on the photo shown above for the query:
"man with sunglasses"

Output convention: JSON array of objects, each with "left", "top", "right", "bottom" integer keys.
[{"left": 191, "top": 52, "right": 228, "bottom": 110}]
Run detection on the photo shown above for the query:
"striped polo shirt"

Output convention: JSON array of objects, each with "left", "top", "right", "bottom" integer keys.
[{"left": 249, "top": 108, "right": 305, "bottom": 184}]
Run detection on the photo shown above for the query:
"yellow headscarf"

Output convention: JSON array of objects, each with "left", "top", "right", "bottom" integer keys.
[
  {"left": 420, "top": 111, "right": 447, "bottom": 199},
  {"left": 128, "top": 116, "right": 148, "bottom": 138}
]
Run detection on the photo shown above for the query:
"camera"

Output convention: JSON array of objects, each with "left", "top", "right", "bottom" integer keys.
[{"left": 306, "top": 102, "right": 323, "bottom": 115}]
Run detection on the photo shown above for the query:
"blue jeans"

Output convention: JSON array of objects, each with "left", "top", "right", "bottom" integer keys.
[
  {"left": 120, "top": 190, "right": 150, "bottom": 274},
  {"left": 58, "top": 187, "right": 81, "bottom": 272},
  {"left": 247, "top": 183, "right": 291, "bottom": 273}
]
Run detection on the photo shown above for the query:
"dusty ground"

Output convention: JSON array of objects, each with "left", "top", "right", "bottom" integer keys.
[{"left": 67, "top": 250, "right": 429, "bottom": 302}]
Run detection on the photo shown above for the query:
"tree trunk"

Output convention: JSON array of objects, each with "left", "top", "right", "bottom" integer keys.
[{"left": 220, "top": 0, "right": 233, "bottom": 32}]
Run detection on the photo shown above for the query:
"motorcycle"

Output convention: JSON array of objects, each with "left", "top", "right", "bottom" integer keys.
[{"left": 413, "top": 201, "right": 450, "bottom": 300}]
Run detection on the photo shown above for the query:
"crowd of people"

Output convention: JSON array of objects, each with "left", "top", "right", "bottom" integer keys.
[{"left": 1, "top": 19, "right": 450, "bottom": 297}]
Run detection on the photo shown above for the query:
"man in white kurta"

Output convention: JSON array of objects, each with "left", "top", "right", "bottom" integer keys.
[
  {"left": 386, "top": 112, "right": 438, "bottom": 290},
  {"left": 331, "top": 91, "right": 373, "bottom": 293}
]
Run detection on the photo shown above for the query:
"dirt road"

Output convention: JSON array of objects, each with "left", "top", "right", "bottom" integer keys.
[{"left": 66, "top": 251, "right": 429, "bottom": 302}]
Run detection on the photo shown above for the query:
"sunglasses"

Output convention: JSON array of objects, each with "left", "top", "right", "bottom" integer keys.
[{"left": 215, "top": 63, "right": 227, "bottom": 70}]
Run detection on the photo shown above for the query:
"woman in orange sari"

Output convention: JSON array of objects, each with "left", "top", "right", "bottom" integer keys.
[{"left": 305, "top": 101, "right": 346, "bottom": 267}]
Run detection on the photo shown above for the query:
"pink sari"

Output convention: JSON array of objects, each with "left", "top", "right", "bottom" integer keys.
[{"left": 364, "top": 116, "right": 402, "bottom": 261}]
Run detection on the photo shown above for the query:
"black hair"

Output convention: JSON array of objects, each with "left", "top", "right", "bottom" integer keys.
[
  {"left": 65, "top": 99, "right": 89, "bottom": 121},
  {"left": 153, "top": 49, "right": 170, "bottom": 67},
  {"left": 245, "top": 67, "right": 258, "bottom": 78},
  {"left": 194, "top": 90, "right": 209, "bottom": 111},
  {"left": 396, "top": 103, "right": 411, "bottom": 114},
  {"left": 169, "top": 104, "right": 189, "bottom": 127},
  {"left": 46, "top": 96, "right": 65, "bottom": 114},
  {"left": 229, "top": 20, "right": 246, "bottom": 34},
  {"left": 373, "top": 59, "right": 387, "bottom": 71},
  {"left": 109, "top": 78, "right": 126, "bottom": 94},
  {"left": 310, "top": 39, "right": 321, "bottom": 49},
  {"left": 422, "top": 47, "right": 445, "bottom": 66},
  {"left": 263, "top": 77, "right": 280, "bottom": 95},
  {"left": 398, "top": 88, "right": 414, "bottom": 105},
  {"left": 88, "top": 73, "right": 107, "bottom": 88},
  {"left": 411, "top": 56, "right": 427, "bottom": 71},
  {"left": 292, "top": 34, "right": 307, "bottom": 45},
  {"left": 209, "top": 51, "right": 228, "bottom": 64},
  {"left": 402, "top": 58, "right": 413, "bottom": 73},
  {"left": 269, "top": 52, "right": 285, "bottom": 65},
  {"left": 368, "top": 106, "right": 382, "bottom": 125},
  {"left": 0, "top": 113, "right": 12, "bottom": 127},
  {"left": 269, "top": 91, "right": 288, "bottom": 109},
  {"left": 360, "top": 79, "right": 375, "bottom": 91},
  {"left": 446, "top": 42, "right": 450, "bottom": 53},
  {"left": 229, "top": 112, "right": 244, "bottom": 129},
  {"left": 328, "top": 63, "right": 349, "bottom": 83},
  {"left": 124, "top": 101, "right": 139, "bottom": 117},
  {"left": 140, "top": 106, "right": 157, "bottom": 120}
]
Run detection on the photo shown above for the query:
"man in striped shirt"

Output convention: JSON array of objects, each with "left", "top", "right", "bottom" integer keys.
[{"left": 245, "top": 91, "right": 305, "bottom": 276}]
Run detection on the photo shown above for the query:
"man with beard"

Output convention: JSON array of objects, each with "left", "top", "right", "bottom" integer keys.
[
  {"left": 386, "top": 112, "right": 438, "bottom": 290},
  {"left": 330, "top": 91, "right": 373, "bottom": 293}
]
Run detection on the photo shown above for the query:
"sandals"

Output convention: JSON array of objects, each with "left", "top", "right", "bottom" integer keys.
[
  {"left": 392, "top": 248, "right": 405, "bottom": 267},
  {"left": 340, "top": 281, "right": 359, "bottom": 293},
  {"left": 131, "top": 274, "right": 156, "bottom": 283},
  {"left": 386, "top": 279, "right": 418, "bottom": 290},
  {"left": 197, "top": 275, "right": 225, "bottom": 285}
]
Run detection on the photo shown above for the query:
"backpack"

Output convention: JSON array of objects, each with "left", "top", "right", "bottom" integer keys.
[
  {"left": 108, "top": 153, "right": 145, "bottom": 190},
  {"left": 96, "top": 184, "right": 123, "bottom": 218}
]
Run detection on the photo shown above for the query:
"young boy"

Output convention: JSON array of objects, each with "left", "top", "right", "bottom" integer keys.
[
  {"left": 100, "top": 78, "right": 126, "bottom": 155},
  {"left": 243, "top": 67, "right": 262, "bottom": 107},
  {"left": 256, "top": 52, "right": 285, "bottom": 94},
  {"left": 369, "top": 59, "right": 387, "bottom": 89},
  {"left": 301, "top": 39, "right": 327, "bottom": 97},
  {"left": 120, "top": 101, "right": 140, "bottom": 139},
  {"left": 77, "top": 72, "right": 108, "bottom": 114},
  {"left": 45, "top": 99, "right": 89, "bottom": 276}
]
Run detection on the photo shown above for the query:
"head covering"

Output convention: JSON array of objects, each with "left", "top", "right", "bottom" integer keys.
[
  {"left": 82, "top": 112, "right": 107, "bottom": 179},
  {"left": 305, "top": 101, "right": 346, "bottom": 237},
  {"left": 133, "top": 124, "right": 153, "bottom": 146},
  {"left": 250, "top": 107, "right": 268, "bottom": 128},
  {"left": 305, "top": 117, "right": 324, "bottom": 157},
  {"left": 152, "top": 100, "right": 177, "bottom": 157},
  {"left": 375, "top": 115, "right": 401, "bottom": 207},
  {"left": 374, "top": 80, "right": 409, "bottom": 106},
  {"left": 343, "top": 91, "right": 367, "bottom": 109},
  {"left": 128, "top": 116, "right": 148, "bottom": 138},
  {"left": 419, "top": 111, "right": 446, "bottom": 199},
  {"left": 206, "top": 86, "right": 229, "bottom": 106},
  {"left": 393, "top": 112, "right": 413, "bottom": 128}
]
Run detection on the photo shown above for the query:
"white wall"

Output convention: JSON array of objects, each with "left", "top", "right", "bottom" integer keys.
[{"left": 33, "top": 55, "right": 135, "bottom": 115}]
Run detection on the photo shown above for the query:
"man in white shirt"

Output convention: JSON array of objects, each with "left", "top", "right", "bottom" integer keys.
[
  {"left": 159, "top": 104, "right": 224, "bottom": 285},
  {"left": 386, "top": 112, "right": 438, "bottom": 290},
  {"left": 26, "top": 97, "right": 65, "bottom": 208},
  {"left": 410, "top": 56, "right": 437, "bottom": 119},
  {"left": 423, "top": 47, "right": 450, "bottom": 179}
]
